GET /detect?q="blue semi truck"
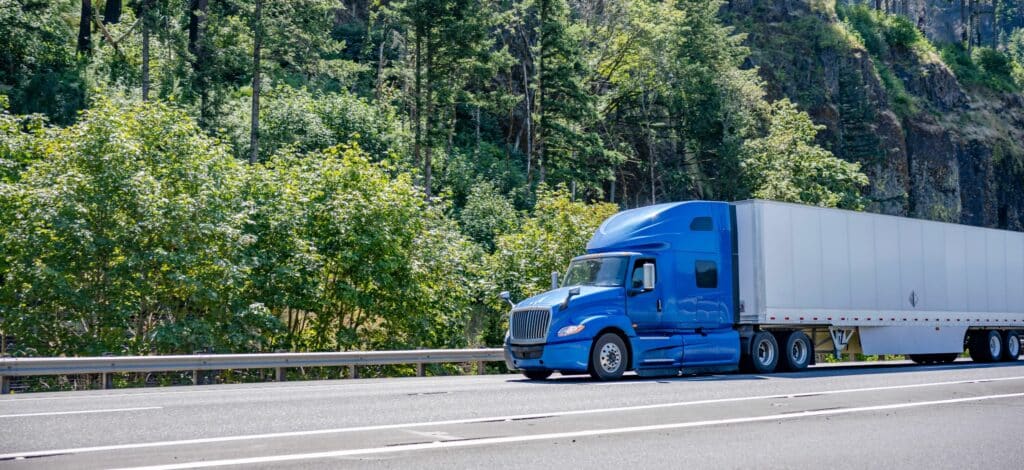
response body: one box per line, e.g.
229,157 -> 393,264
502,200 -> 1024,380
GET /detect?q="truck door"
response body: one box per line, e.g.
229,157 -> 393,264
626,257 -> 663,330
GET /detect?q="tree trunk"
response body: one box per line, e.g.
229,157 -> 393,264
992,0 -> 999,48
249,0 -> 263,164
103,0 -> 121,24
77,0 -> 92,55
424,34 -> 434,199
413,32 -> 422,174
522,60 -> 533,186
141,1 -> 150,101
189,0 -> 210,125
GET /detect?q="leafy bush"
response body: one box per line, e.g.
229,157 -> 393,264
740,99 -> 868,209
0,98 -> 260,356
941,45 -> 1019,92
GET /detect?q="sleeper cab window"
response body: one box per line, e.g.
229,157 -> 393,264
690,216 -> 714,231
695,260 -> 717,289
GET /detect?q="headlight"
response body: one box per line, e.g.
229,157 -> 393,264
557,324 -> 586,337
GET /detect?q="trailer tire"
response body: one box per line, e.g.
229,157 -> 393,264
1002,331 -> 1021,362
777,331 -> 811,372
969,330 -> 1002,363
589,333 -> 628,381
523,370 -> 552,380
748,331 -> 779,374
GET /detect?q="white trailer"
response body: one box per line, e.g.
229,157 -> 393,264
734,200 -> 1024,363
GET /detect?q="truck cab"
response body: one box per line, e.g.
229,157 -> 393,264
504,201 -> 741,380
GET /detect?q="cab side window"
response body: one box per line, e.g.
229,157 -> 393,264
695,260 -> 717,288
690,216 -> 714,231
631,259 -> 656,289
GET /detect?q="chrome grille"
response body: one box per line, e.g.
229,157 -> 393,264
509,308 -> 552,344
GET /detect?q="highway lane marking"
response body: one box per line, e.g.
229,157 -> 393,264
1,361 -> 1013,403
0,362 -> 1015,403
112,392 -> 1024,469
2,374 -> 1022,460
0,407 -> 162,419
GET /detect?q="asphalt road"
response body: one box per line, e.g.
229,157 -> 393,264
1,360 -> 1022,469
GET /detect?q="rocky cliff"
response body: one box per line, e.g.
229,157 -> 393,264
727,0 -> 1024,229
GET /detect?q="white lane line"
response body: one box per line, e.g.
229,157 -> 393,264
0,407 -> 162,419
114,392 -> 1024,470
2,374 -> 1022,460
1,362 -> 1015,402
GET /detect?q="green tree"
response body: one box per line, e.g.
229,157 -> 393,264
0,0 -> 87,123
0,98 -> 272,356
740,99 -> 869,209
487,186 -> 617,302
459,181 -> 518,251
243,144 -> 483,351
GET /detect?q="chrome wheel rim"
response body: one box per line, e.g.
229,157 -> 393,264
1009,335 -> 1020,357
989,335 -> 1002,358
757,338 -> 775,366
600,342 -> 622,373
790,338 -> 808,365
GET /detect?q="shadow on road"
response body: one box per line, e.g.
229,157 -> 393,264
509,360 -> 1024,385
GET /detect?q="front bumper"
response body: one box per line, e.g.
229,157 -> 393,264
504,338 -> 591,373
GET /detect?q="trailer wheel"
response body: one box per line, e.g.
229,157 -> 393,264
523,370 -> 553,380
777,331 -> 811,372
589,333 -> 628,381
1003,331 -> 1021,362
969,330 -> 1002,363
748,331 -> 779,374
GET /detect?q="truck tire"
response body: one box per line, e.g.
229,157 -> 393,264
1003,331 -> 1021,362
523,370 -> 553,380
968,330 -> 1002,363
748,331 -> 779,374
777,331 -> 811,372
590,333 -> 628,381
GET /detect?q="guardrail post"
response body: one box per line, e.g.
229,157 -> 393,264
348,365 -> 358,379
275,367 -> 285,382
192,370 -> 200,385
416,363 -> 425,377
101,372 -> 113,390
476,361 -> 485,375
1,375 -> 9,395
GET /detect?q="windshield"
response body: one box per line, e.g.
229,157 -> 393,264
562,256 -> 628,288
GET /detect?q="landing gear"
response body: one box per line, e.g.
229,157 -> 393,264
590,333 -> 628,381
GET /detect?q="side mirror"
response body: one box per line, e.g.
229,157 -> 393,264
499,291 -> 515,308
551,271 -> 560,290
561,287 -> 581,310
643,263 -> 656,291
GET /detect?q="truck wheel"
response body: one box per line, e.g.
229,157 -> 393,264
590,333 -> 628,381
749,331 -> 779,374
777,331 -> 811,371
969,330 -> 1002,363
523,370 -> 553,380
1003,331 -> 1021,362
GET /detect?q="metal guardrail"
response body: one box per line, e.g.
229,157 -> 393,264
0,349 -> 506,394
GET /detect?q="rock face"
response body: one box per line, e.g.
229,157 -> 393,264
728,0 -> 1024,230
